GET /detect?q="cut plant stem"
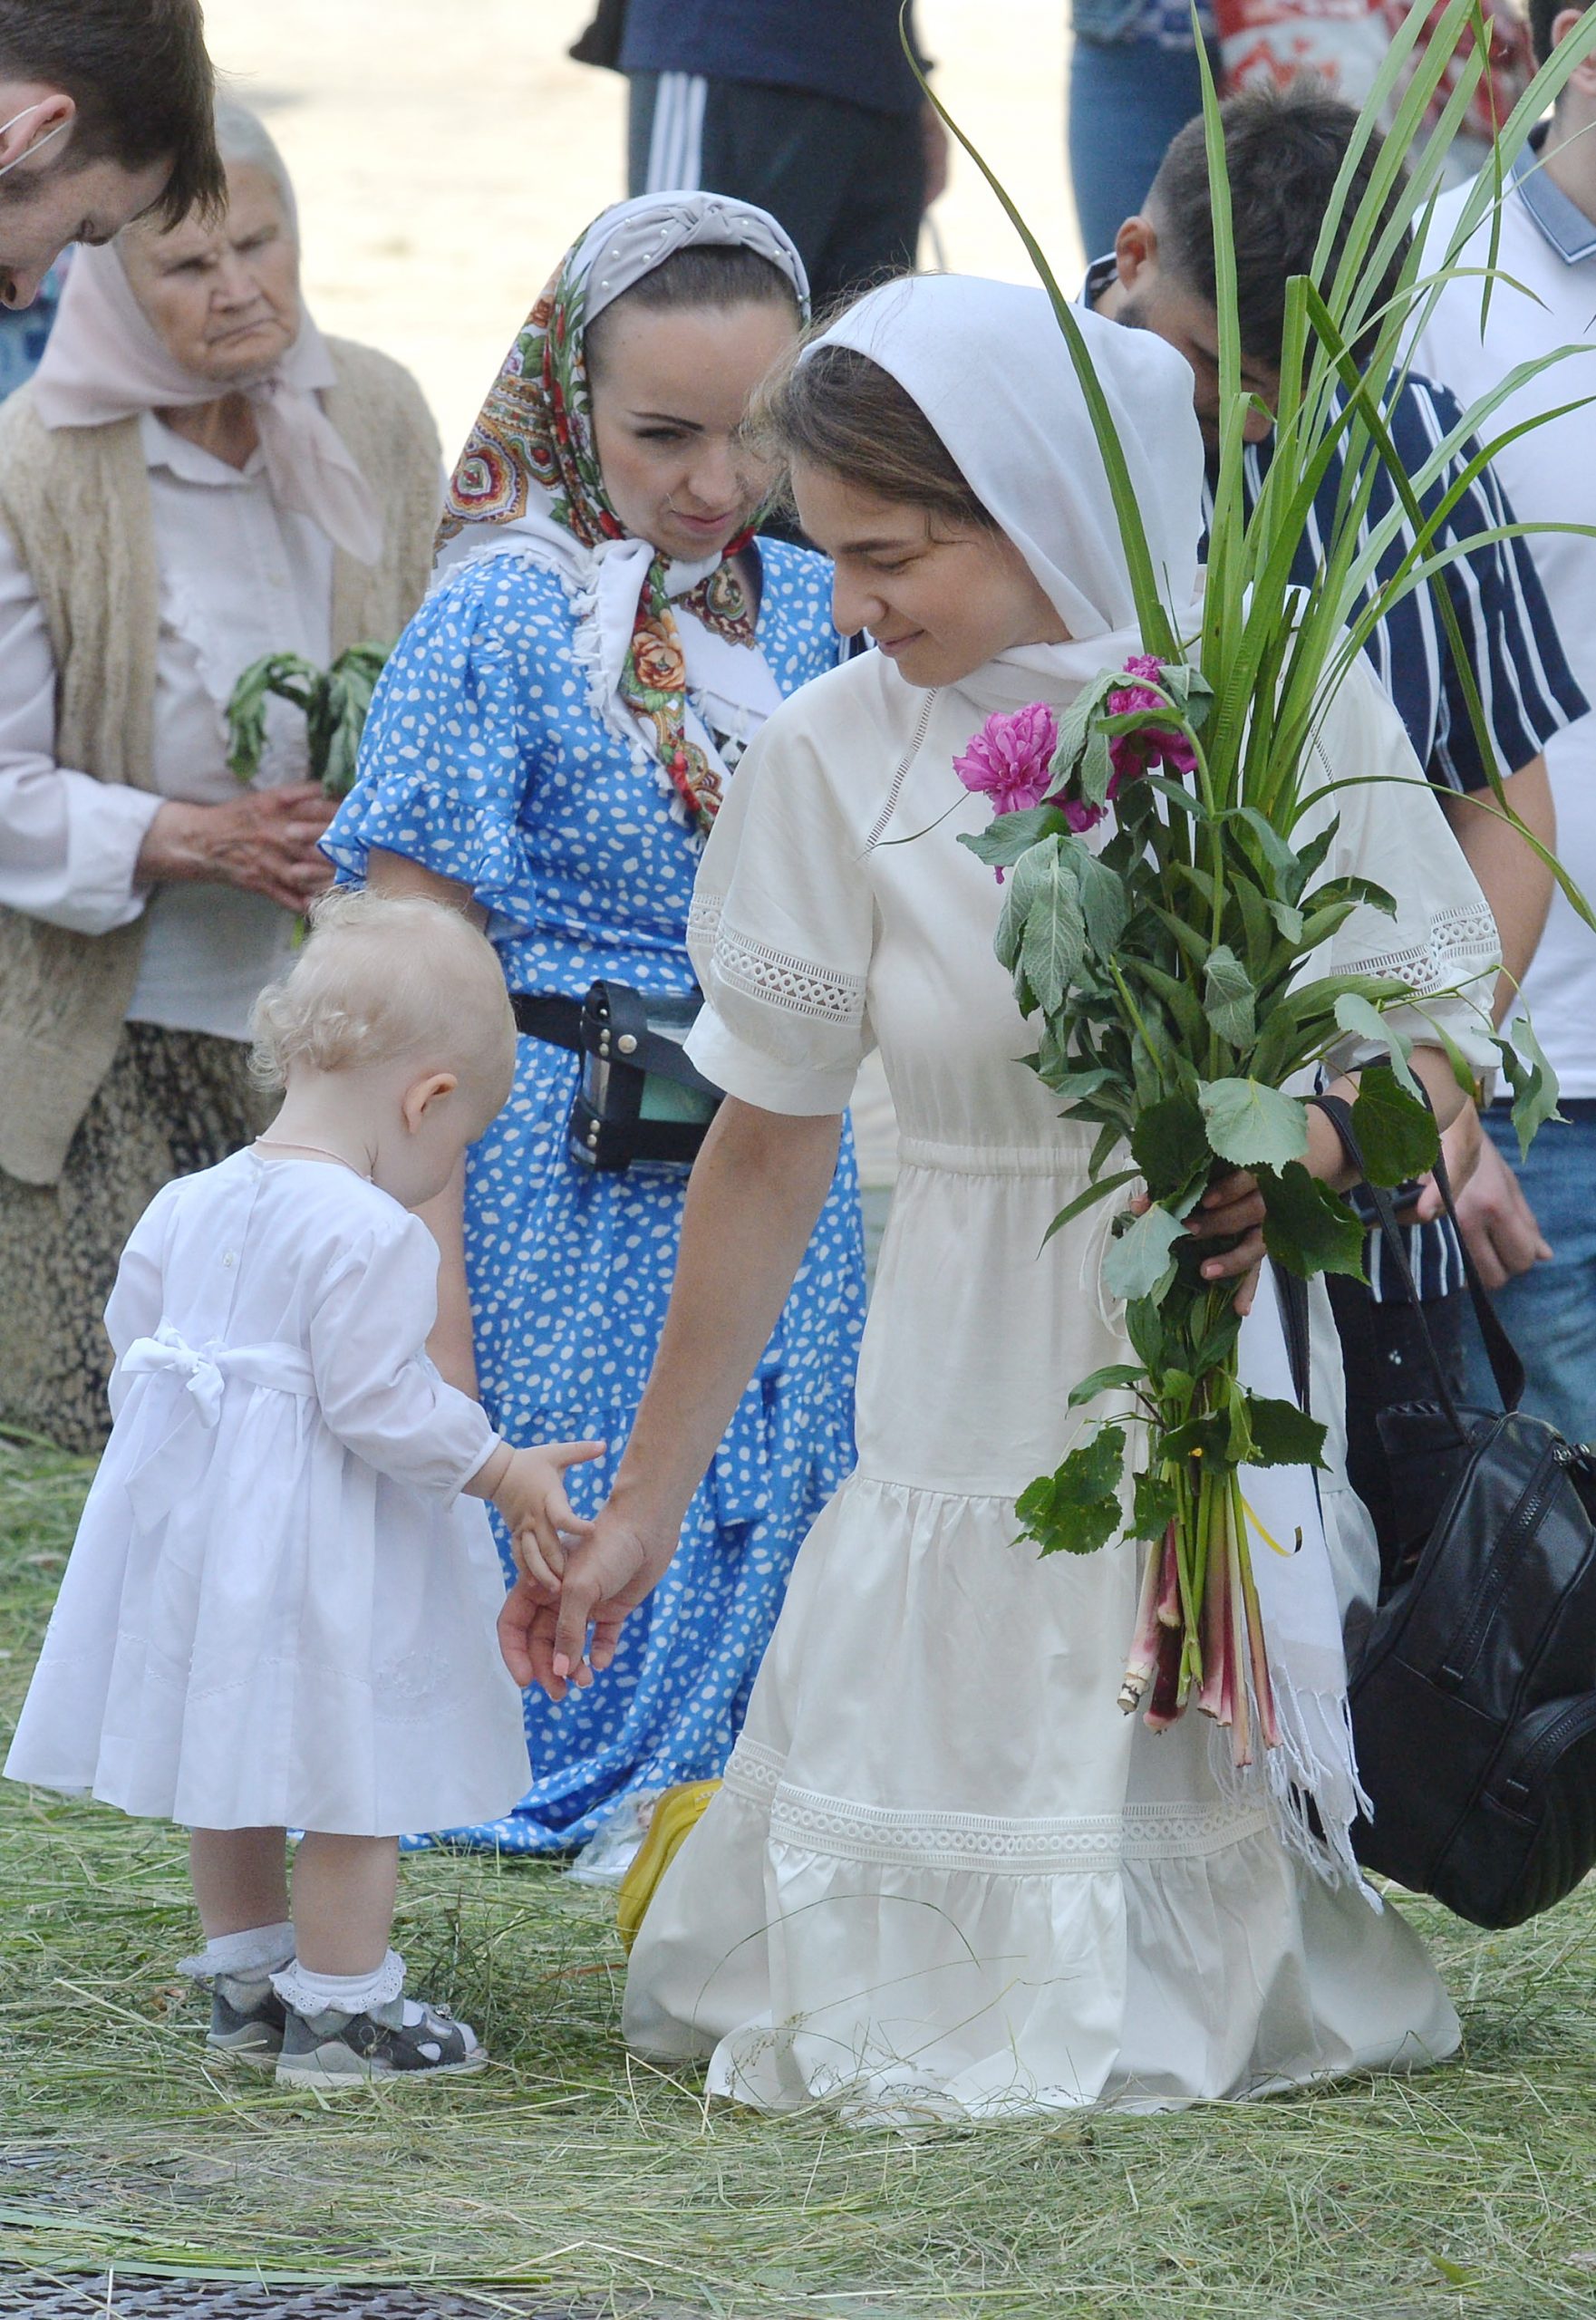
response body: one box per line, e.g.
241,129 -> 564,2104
1117,1523 -> 1167,1714
1233,1478 -> 1282,1753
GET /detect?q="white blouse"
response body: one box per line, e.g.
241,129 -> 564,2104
0,411 -> 334,1041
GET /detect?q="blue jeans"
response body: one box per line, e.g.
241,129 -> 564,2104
1067,36 -> 1210,263
1463,1104 -> 1596,1447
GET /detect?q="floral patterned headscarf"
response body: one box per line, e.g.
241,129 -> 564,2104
437,195 -> 808,835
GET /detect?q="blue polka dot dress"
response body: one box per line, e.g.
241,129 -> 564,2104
324,537 -> 865,1853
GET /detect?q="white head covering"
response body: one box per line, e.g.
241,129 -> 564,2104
808,274 -> 1207,699
33,216 -> 383,566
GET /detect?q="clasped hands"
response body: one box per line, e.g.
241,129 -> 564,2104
472,1436 -> 663,1703
495,1497 -> 666,1704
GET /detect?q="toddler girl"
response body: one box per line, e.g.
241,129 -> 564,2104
5,891 -> 601,2087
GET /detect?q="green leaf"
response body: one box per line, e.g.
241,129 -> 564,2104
1332,991 -> 1421,1097
1076,848 -> 1129,956
1230,807 -> 1303,894
1127,956 -> 1209,1052
1040,1169 -> 1139,1248
1125,1292 -> 1172,1375
1067,1362 -> 1146,1411
1198,1078 -> 1310,1169
1016,1426 -> 1127,1558
992,836 -> 1054,974
959,805 -> 1070,872
1350,1069 -> 1440,1186
1261,1160 -> 1368,1281
1501,1013 -> 1562,1157
1203,944 -> 1257,1048
1047,682 -> 1106,784
1305,873 -> 1398,920
1103,1203 -> 1185,1303
1161,1413 -> 1231,1464
1129,1091 -> 1211,1204
1266,899 -> 1305,945
1020,854 -> 1088,1015
1243,1394 -> 1330,1471
1131,1470 -> 1179,1542
1077,724 -> 1116,812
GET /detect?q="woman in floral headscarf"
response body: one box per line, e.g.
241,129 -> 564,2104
324,194 -> 864,1861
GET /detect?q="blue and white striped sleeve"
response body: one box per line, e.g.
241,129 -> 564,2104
1417,381 -> 1589,794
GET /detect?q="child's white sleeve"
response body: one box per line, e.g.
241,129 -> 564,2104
306,1215 -> 501,1499
102,1186 -> 179,1423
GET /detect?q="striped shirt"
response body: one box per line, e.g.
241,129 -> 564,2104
1246,373 -> 1584,1300
1085,256 -> 1587,1299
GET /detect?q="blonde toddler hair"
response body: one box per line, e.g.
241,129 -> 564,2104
250,888 -> 516,1107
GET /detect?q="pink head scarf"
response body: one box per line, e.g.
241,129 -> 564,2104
32,237 -> 383,566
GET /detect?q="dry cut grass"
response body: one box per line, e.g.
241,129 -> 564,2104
3,1437 -> 1596,2320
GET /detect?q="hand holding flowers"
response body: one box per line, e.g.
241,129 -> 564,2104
954,674 -> 1533,1767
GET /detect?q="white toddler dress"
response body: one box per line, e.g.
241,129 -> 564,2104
5,1149 -> 531,1837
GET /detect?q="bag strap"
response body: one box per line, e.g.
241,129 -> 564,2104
1308,1091 -> 1524,1417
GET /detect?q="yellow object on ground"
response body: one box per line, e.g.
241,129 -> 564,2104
616,1780 -> 721,1955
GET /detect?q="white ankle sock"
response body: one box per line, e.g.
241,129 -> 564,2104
178,1920 -> 295,1984
272,1948 -> 405,2018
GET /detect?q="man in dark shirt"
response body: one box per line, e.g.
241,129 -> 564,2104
1088,82 -> 1585,1568
618,0 -> 943,316
0,0 -> 222,311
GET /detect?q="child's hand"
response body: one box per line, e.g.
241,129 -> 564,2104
489,1439 -> 605,1599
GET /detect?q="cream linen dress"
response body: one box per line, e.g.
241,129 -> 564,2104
5,1149 -> 530,1838
622,641 -> 1501,2120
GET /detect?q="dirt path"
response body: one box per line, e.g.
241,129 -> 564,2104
199,0 -> 1080,455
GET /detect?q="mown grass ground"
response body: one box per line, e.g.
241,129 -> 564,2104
3,1437 -> 1596,2320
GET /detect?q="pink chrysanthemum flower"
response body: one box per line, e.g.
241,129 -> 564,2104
1106,653 -> 1197,790
953,702 -> 1059,817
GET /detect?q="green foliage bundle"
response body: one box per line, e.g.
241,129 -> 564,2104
928,0 -> 1596,1760
225,643 -> 390,800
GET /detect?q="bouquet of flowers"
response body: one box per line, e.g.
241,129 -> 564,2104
927,0 -> 1595,1764
226,643 -> 391,801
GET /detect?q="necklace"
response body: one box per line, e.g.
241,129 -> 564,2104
254,1136 -> 371,1178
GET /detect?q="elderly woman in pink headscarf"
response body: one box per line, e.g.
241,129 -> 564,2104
0,99 -> 442,1453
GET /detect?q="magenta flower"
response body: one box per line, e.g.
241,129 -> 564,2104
1105,652 -> 1197,791
953,702 -> 1059,817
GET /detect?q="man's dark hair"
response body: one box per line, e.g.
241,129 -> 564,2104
1528,0 -> 1562,70
1146,79 -> 1411,371
0,0 -> 224,227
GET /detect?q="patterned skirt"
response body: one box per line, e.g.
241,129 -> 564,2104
0,1022 -> 274,1455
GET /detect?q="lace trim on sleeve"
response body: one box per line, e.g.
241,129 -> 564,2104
1341,900 -> 1500,995
690,893 -> 866,1025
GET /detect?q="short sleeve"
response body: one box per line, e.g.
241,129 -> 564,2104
1303,655 -> 1501,1076
685,685 -> 875,1116
1426,420 -> 1587,792
323,555 -> 561,933
308,1211 -> 499,1497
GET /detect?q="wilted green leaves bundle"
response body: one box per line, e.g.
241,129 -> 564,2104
226,643 -> 391,801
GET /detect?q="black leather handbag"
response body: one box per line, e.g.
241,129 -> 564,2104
513,984 -> 721,1174
1305,1093 -> 1596,1929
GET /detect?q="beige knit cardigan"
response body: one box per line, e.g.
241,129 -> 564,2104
0,337 -> 442,1186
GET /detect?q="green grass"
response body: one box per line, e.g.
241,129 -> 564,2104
4,1438 -> 1596,2319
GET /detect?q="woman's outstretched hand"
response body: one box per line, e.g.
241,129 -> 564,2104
497,1508 -> 675,1700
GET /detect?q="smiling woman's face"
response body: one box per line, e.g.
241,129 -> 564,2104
790,459 -> 1068,689
588,298 -> 798,564
120,160 -> 300,387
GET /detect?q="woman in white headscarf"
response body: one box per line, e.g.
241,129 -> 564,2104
512,275 -> 1504,2120
323,194 -> 865,1862
0,98 -> 441,1454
